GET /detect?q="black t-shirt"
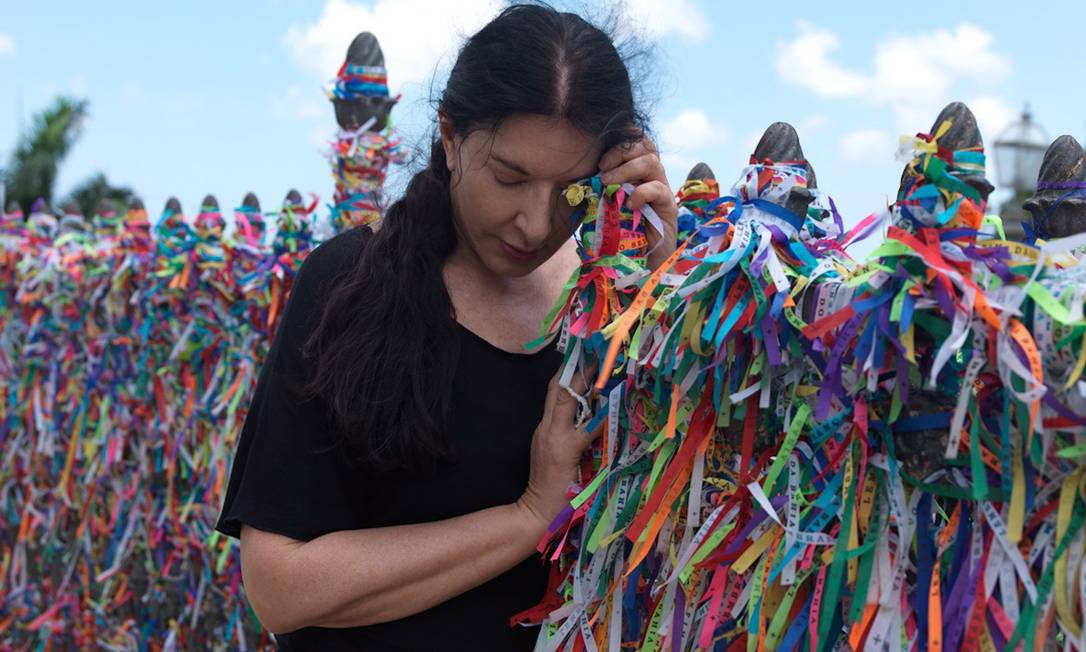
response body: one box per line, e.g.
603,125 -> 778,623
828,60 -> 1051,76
216,227 -> 559,650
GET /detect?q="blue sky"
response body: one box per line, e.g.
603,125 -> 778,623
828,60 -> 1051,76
2,0 -> 1085,251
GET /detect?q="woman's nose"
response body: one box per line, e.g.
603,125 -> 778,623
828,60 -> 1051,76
515,186 -> 560,246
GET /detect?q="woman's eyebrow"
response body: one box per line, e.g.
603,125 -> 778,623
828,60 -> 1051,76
492,152 -> 594,183
490,154 -> 530,176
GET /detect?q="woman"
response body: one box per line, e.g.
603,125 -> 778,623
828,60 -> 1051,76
216,5 -> 677,649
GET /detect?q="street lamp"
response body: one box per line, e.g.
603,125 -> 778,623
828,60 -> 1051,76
994,105 -> 1049,192
993,104 -> 1049,240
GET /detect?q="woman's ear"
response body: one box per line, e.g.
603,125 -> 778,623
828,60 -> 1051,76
438,112 -> 458,174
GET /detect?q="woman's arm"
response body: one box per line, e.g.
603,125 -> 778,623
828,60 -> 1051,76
241,373 -> 590,634
240,499 -> 547,633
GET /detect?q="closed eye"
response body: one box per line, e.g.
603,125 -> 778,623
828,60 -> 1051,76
493,171 -> 526,187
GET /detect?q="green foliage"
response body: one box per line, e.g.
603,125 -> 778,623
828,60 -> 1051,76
3,96 -> 134,218
65,171 -> 134,218
4,97 -> 88,212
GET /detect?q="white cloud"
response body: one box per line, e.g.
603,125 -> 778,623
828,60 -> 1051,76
659,108 -> 727,178
775,22 -> 1012,131
655,109 -> 725,176
776,21 -> 869,98
284,0 -> 708,91
840,128 -> 893,162
0,33 -> 14,56
283,0 -> 501,89
624,0 -> 709,41
661,109 -> 727,151
893,104 -> 940,136
969,95 -> 1015,143
868,26 -> 1010,111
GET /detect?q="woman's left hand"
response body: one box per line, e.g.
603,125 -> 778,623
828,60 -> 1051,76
598,136 -> 677,271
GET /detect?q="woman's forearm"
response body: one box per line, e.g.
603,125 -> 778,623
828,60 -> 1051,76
241,500 -> 549,633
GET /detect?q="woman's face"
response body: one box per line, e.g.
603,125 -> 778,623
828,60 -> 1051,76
440,113 -> 603,278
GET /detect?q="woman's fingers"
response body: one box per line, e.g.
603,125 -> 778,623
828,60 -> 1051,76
598,136 -> 662,187
598,136 -> 655,172
596,137 -> 675,235
596,135 -> 679,271
627,179 -> 673,212
540,370 -> 562,428
598,153 -> 664,187
551,381 -> 583,428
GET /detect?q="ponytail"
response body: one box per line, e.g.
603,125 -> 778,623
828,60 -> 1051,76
305,138 -> 459,469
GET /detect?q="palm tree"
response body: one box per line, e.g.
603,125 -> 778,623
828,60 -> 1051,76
65,172 -> 134,218
3,96 -> 88,213
3,96 -> 135,218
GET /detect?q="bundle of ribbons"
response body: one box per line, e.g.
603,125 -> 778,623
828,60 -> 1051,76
326,62 -> 407,234
517,121 -> 1086,652
0,197 -> 318,650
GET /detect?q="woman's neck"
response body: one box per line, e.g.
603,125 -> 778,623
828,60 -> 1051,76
443,238 -> 579,353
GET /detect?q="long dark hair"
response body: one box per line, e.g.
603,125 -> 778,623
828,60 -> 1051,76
305,3 -> 647,469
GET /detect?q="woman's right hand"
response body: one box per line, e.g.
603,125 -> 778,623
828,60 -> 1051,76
516,371 -> 596,530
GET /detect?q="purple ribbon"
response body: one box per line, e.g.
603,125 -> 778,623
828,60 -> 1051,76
763,314 -> 782,366
815,314 -> 861,419
1043,390 -> 1086,426
828,197 -> 845,238
720,494 -> 789,557
930,281 -> 958,324
671,589 -> 685,652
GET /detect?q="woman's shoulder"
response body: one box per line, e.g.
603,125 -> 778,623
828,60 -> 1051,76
298,225 -> 373,284
282,226 -> 373,330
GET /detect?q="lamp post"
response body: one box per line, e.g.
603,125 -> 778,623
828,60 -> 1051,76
993,105 -> 1049,240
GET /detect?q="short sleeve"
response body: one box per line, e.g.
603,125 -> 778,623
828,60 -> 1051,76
216,227 -> 371,542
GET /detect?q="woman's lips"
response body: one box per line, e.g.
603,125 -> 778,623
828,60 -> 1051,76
500,240 -> 539,262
